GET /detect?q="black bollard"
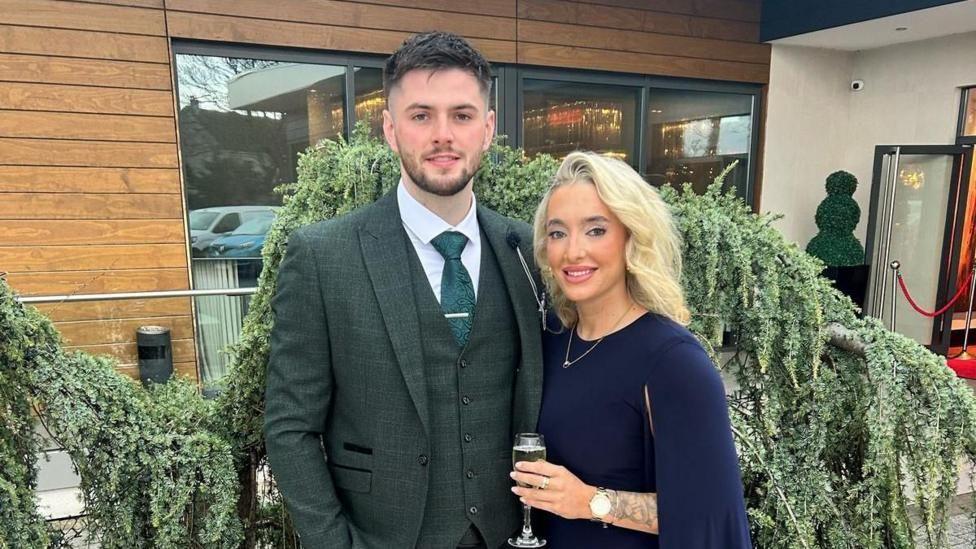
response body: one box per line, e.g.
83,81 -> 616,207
137,326 -> 173,387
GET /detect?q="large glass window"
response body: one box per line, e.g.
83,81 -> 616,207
644,89 -> 754,195
522,79 -> 640,166
176,54 -> 347,225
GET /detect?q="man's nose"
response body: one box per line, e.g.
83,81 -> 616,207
431,115 -> 454,144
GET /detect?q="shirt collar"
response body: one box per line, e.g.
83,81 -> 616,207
397,180 -> 479,244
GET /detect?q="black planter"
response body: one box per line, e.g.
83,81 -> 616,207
822,264 -> 870,311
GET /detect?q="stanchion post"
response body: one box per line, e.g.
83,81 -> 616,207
956,263 -> 976,359
889,260 -> 900,332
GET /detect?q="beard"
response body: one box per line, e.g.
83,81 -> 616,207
400,150 -> 480,197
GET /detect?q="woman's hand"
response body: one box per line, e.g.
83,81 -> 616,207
510,460 -> 596,521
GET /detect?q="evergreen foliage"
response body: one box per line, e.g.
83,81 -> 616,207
806,170 -> 866,266
1,123 -> 974,548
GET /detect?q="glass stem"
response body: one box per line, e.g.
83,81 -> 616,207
522,504 -> 533,536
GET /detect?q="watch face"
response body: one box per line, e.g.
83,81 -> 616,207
590,493 -> 612,516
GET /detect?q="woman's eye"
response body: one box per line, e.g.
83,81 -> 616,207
587,227 -> 607,237
547,230 -> 566,240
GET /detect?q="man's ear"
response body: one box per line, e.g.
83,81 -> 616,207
482,109 -> 496,152
382,109 -> 398,153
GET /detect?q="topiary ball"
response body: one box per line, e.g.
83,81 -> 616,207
814,194 -> 861,234
825,170 -> 857,195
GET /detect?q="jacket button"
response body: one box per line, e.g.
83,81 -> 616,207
466,469 -> 475,479
459,359 -> 468,368
469,506 -> 478,515
461,396 -> 471,405
463,433 -> 473,443
418,454 -> 429,466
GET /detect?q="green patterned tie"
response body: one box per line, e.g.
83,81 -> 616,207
431,231 -> 475,347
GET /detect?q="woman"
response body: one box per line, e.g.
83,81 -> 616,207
511,151 -> 752,548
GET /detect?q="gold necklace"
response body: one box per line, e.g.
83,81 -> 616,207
563,304 -> 635,368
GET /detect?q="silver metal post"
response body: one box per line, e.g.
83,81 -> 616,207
876,148 -> 901,320
957,263 -> 976,359
889,261 -> 900,331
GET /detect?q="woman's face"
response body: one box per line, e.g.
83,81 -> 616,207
544,182 -> 629,310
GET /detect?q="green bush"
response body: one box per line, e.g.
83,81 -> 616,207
806,170 -> 866,266
1,123 -> 974,548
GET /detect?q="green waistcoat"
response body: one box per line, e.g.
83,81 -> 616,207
409,228 -> 520,548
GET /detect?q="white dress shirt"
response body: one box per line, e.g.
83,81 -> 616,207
397,182 -> 481,303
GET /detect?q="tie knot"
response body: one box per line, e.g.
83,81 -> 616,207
431,231 -> 468,260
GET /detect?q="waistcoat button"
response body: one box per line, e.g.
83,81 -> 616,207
418,454 -> 429,466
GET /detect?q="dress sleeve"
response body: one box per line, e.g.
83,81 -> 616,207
645,340 -> 752,549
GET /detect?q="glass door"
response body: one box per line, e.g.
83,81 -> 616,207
865,145 -> 973,353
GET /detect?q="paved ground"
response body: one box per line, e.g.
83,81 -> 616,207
913,494 -> 975,548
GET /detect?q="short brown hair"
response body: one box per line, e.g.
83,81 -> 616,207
383,31 -> 492,101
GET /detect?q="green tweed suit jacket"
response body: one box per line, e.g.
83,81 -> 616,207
264,190 -> 544,548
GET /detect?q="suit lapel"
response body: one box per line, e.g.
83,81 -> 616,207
477,206 -> 544,433
360,192 -> 431,435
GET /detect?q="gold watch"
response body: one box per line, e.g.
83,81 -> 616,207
589,487 -> 614,525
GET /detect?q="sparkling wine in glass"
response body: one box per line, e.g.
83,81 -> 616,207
509,433 -> 547,548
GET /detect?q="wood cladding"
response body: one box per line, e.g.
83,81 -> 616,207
1,0 -> 766,382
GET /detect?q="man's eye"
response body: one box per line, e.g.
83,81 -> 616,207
411,113 -> 429,121
456,113 -> 473,121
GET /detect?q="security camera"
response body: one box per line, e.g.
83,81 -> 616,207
850,79 -> 865,92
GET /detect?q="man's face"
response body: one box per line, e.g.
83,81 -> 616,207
383,68 -> 495,197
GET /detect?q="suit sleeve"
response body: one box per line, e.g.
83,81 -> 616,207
264,229 -> 352,548
647,340 -> 752,549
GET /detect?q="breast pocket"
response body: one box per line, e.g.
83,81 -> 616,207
328,463 -> 372,493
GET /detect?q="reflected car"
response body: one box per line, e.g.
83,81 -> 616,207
189,206 -> 278,255
205,214 -> 276,258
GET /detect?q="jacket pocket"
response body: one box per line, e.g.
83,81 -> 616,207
328,463 -> 372,493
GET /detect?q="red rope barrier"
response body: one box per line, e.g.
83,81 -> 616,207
897,270 -> 973,318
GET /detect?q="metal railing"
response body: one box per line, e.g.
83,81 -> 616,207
16,287 -> 258,304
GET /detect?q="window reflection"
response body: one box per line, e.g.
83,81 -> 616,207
522,80 -> 639,165
645,89 -> 752,195
355,67 -> 385,137
963,88 -> 976,137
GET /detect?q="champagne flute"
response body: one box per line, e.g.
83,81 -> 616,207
508,433 -> 547,548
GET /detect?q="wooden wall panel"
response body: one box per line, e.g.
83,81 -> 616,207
0,82 -> 173,115
518,0 -> 759,42
5,268 -> 189,296
35,297 -> 192,322
0,111 -> 175,142
167,0 -> 516,41
0,54 -> 172,89
0,0 -> 165,35
0,138 -> 178,168
0,167 -> 181,194
0,26 -> 169,62
519,42 -> 769,83
0,244 -> 186,272
166,12 -> 518,63
2,219 -> 184,246
353,0 -> 516,17
57,316 -> 194,345
0,193 -> 182,219
518,20 -> 769,64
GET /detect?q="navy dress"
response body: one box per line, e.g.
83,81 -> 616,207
536,313 -> 752,548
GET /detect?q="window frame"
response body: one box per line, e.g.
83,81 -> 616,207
171,41 -> 764,207
957,86 -> 976,145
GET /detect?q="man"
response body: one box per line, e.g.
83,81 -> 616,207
264,32 -> 543,549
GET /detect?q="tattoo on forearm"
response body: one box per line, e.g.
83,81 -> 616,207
611,490 -> 659,532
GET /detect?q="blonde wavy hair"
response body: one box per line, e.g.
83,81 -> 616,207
533,151 -> 690,327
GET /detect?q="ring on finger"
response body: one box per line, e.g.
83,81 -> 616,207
539,476 -> 550,490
